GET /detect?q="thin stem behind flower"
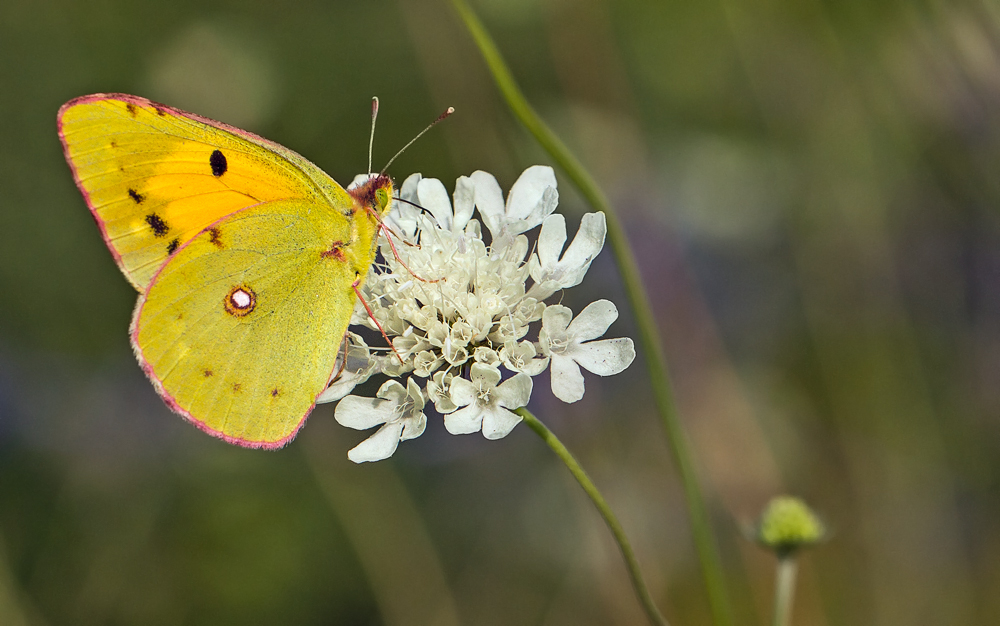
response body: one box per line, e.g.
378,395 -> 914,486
451,2 -> 732,625
772,557 -> 798,626
517,407 -> 669,626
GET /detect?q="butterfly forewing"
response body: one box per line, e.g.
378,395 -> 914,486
58,94 -> 354,290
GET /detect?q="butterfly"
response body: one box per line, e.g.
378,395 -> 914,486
58,93 -> 395,449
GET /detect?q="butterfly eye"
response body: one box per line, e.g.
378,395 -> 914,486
375,187 -> 391,213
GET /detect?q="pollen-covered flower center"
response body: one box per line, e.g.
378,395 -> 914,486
476,382 -> 493,405
395,399 -> 413,418
548,334 -> 570,354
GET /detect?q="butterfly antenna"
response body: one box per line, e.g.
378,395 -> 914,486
368,97 -> 379,176
380,106 -> 455,174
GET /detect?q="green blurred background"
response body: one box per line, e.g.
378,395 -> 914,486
2,0 -> 999,624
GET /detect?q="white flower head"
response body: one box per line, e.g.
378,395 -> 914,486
328,167 -> 635,462
539,300 -> 636,403
335,377 -> 427,463
445,364 -> 532,439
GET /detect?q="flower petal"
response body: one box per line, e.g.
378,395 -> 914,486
417,177 -> 454,230
405,377 -> 426,413
471,170 -> 505,237
317,333 -> 375,404
335,395 -> 397,430
566,299 -> 618,342
444,403 -> 485,435
449,376 -> 477,407
348,422 -> 405,463
376,379 -> 408,404
570,338 -> 636,376
349,173 -> 373,189
482,406 -> 523,440
525,279 -> 561,302
536,214 -> 567,269
520,356 -> 551,376
452,176 -> 475,231
527,187 -> 559,231
317,370 -> 365,403
398,172 -> 422,202
434,396 -> 458,414
541,304 -> 573,336
495,372 -> 533,409
400,413 -> 427,441
390,173 -> 422,239
506,165 -> 556,221
469,362 -> 502,387
556,212 -> 606,287
550,353 -> 586,403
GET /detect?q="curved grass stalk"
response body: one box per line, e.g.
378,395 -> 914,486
450,2 -> 733,625
517,408 -> 669,626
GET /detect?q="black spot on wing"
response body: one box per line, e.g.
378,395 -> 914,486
210,150 -> 227,177
128,188 -> 145,204
167,238 -> 180,255
146,213 -> 169,237
125,103 -> 137,117
208,228 -> 224,248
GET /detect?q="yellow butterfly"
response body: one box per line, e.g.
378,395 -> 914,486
58,93 -> 394,448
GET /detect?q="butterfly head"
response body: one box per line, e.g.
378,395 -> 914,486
349,173 -> 395,217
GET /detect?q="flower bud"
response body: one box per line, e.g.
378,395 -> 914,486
754,496 -> 825,557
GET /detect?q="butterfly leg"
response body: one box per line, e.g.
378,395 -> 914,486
366,207 -> 439,284
328,332 -> 350,384
352,274 -> 405,365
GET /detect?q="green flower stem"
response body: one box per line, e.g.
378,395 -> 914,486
517,407 -> 669,626
771,557 -> 798,626
452,2 -> 732,625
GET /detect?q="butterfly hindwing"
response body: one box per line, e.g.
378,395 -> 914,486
57,93 -> 355,290
131,198 -> 368,448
